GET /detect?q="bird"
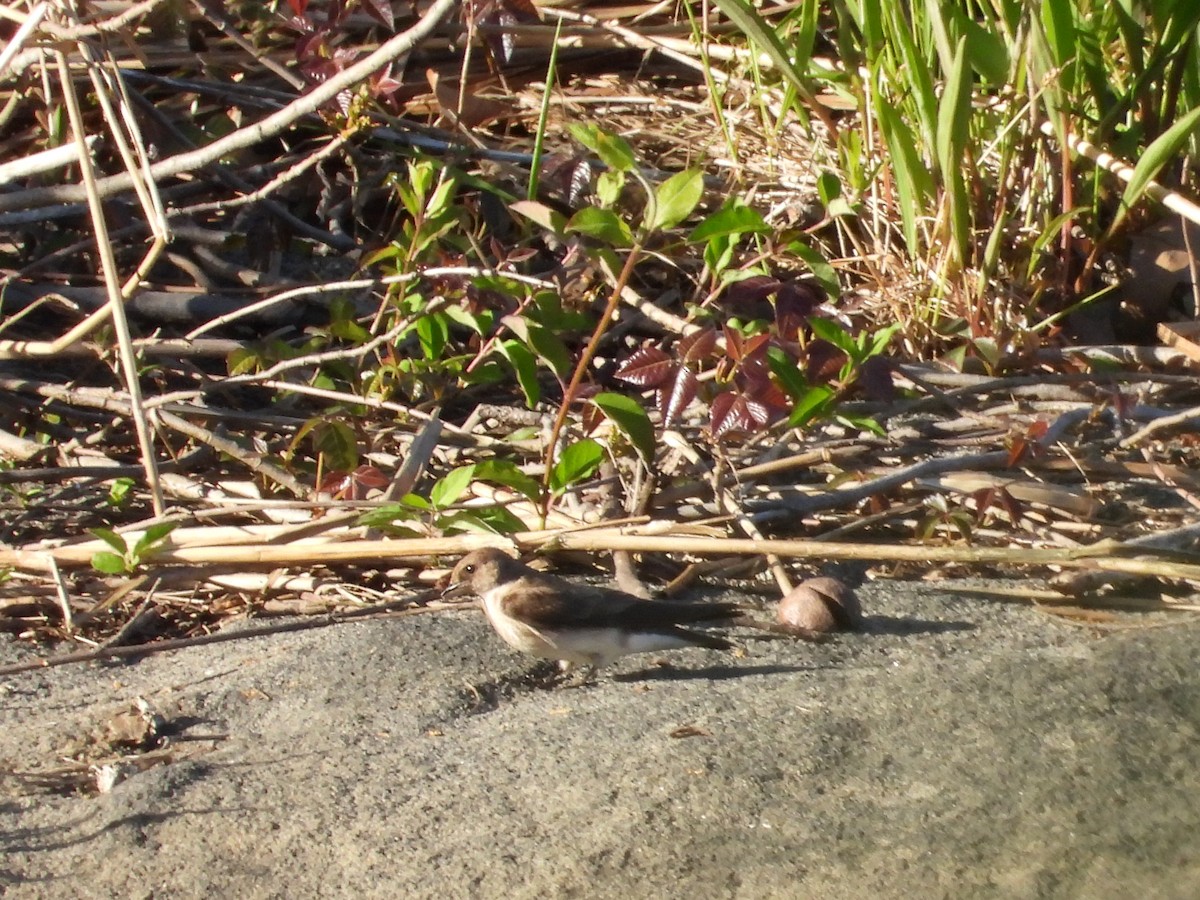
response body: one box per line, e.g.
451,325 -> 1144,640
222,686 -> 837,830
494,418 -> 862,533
442,548 -> 741,681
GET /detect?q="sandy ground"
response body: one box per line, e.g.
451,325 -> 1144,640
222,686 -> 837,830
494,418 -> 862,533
2,578 -> 1199,899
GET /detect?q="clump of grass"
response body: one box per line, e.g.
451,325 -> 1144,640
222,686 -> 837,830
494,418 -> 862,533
712,0 -> 1200,358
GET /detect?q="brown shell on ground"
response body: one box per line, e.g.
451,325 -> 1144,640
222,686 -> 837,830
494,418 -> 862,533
776,577 -> 862,634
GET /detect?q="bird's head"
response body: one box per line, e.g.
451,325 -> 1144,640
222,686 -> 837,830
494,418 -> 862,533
442,548 -> 523,598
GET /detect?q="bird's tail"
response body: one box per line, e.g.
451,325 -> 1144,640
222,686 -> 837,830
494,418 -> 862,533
674,628 -> 734,651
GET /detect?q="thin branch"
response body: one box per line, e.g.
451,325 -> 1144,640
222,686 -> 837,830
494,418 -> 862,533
0,0 -> 462,213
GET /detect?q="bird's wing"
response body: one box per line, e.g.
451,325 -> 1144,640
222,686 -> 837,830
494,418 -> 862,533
501,574 -> 739,630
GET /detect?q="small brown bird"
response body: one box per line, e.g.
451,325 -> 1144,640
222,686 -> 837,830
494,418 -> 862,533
443,548 -> 740,679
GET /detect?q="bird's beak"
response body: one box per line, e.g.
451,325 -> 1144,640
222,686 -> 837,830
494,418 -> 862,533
441,578 -> 466,599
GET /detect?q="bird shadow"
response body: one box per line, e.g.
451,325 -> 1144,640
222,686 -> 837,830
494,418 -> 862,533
613,661 -> 817,683
857,614 -> 975,637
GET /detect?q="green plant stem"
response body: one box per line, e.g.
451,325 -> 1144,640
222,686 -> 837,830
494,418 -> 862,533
540,240 -> 645,515
527,19 -> 563,202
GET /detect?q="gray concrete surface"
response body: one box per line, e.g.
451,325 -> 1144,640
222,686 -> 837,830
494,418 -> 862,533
3,579 -> 1198,899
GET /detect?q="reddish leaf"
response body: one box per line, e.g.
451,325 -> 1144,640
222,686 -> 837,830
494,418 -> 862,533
859,356 -> 895,400
776,281 -> 823,338
722,326 -> 770,363
658,366 -> 699,426
744,397 -> 773,429
710,392 -> 761,440
677,327 -> 718,364
581,402 -> 605,435
723,275 -> 782,305
318,471 -> 352,496
351,464 -> 389,491
1006,436 -> 1030,467
805,339 -> 847,383
742,332 -> 771,361
361,0 -> 395,30
615,346 -> 676,388
741,368 -> 790,414
709,392 -> 739,440
996,488 -> 1024,525
287,0 -> 309,16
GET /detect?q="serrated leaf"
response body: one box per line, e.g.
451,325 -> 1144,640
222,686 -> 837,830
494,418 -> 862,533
647,168 -> 704,231
689,203 -> 769,243
550,438 -> 605,494
90,527 -> 127,554
430,464 -> 477,509
566,207 -> 633,245
710,392 -> 751,440
592,392 -> 656,461
615,347 -> 676,388
360,0 -> 394,30
659,366 -> 699,426
677,328 -> 718,363
509,200 -> 567,236
91,551 -> 128,575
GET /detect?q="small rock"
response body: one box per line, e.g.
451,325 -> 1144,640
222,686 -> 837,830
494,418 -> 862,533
777,577 -> 862,634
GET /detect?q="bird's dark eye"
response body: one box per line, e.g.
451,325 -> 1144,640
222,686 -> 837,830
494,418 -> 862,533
465,564 -> 475,573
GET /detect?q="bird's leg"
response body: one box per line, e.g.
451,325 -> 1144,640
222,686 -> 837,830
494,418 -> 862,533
556,660 -> 599,688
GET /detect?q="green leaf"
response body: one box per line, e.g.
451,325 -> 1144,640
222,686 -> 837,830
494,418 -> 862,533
314,421 -> 358,473
595,170 -> 625,206
808,317 -> 858,355
767,346 -> 808,399
92,551 -> 129,575
133,522 -> 178,557
473,458 -> 543,503
509,200 -> 567,236
816,171 -> 842,207
496,339 -> 541,407
1108,103 -> 1200,236
501,316 -> 572,379
592,392 -> 656,461
787,384 -> 837,428
789,242 -> 840,298
227,347 -> 261,376
416,312 -> 449,360
647,169 -> 704,231
566,207 -> 633,245
438,506 -> 528,535
836,413 -> 886,437
709,0 -> 821,121
357,504 -> 423,527
876,97 -> 935,255
550,438 -> 605,494
688,202 -> 770,242
430,464 -> 477,510
935,36 -> 973,264
90,527 -> 127,554
443,304 -> 493,336
568,123 -> 637,172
